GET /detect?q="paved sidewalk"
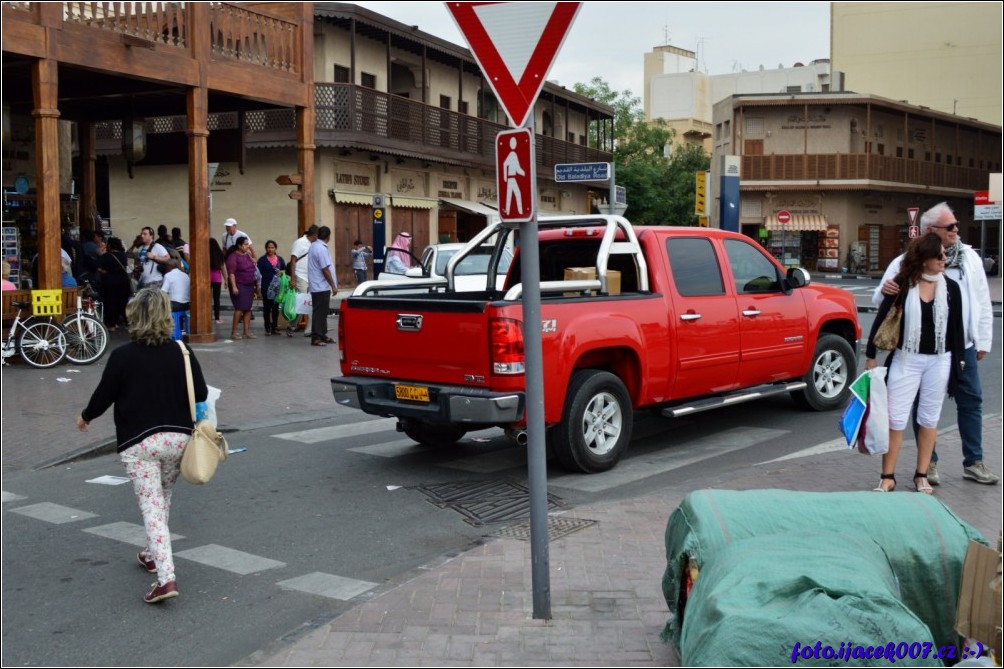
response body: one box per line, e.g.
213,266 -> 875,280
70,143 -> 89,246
2,278 -> 1001,666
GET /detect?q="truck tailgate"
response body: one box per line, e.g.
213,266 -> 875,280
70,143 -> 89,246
341,295 -> 493,385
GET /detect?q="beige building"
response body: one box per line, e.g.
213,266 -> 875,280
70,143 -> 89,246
97,3 -> 613,287
644,44 -> 834,152
831,2 -> 1003,126
711,93 -> 1001,273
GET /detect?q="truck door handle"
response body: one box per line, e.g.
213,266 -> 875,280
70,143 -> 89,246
742,309 -> 761,317
680,313 -> 702,321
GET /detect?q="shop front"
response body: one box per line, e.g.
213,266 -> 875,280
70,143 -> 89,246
763,213 -> 838,272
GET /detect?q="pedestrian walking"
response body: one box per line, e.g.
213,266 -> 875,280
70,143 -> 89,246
209,238 -> 226,324
76,288 -> 208,604
865,233 -> 965,493
872,202 -> 998,485
307,225 -> 337,347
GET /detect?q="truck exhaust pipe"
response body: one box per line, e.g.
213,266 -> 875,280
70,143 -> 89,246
505,428 -> 528,447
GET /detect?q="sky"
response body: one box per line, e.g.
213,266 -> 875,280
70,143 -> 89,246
352,1 -> 832,100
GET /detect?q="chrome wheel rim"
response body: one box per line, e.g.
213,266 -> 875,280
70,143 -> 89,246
581,391 -> 623,456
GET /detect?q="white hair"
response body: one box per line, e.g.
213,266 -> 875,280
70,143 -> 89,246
920,202 -> 953,232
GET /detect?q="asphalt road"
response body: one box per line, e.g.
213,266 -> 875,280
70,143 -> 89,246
3,277 -> 1001,666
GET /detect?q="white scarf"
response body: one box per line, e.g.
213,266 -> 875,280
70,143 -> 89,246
901,274 -> 947,354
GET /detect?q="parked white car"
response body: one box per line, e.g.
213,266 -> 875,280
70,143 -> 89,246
378,243 -> 513,291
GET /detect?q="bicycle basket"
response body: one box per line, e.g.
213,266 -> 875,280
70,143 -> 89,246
31,289 -> 63,317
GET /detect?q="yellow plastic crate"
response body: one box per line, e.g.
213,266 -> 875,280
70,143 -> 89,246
31,289 -> 63,317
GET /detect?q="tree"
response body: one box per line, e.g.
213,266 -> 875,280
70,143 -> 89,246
572,77 -> 710,226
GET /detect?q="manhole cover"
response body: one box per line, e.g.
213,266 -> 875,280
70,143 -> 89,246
412,479 -> 563,526
491,516 -> 597,541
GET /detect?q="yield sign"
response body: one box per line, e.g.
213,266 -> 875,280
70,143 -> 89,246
907,207 -> 920,225
447,2 -> 581,128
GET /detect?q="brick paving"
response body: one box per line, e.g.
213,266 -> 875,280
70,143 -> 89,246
3,278 -> 1001,666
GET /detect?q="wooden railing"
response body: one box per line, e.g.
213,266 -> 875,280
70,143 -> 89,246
742,153 -> 989,191
4,2 -> 300,74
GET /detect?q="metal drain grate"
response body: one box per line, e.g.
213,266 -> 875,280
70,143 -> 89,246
412,480 -> 563,526
490,516 -> 598,541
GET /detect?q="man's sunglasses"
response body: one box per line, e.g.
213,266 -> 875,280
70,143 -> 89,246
932,222 -> 959,231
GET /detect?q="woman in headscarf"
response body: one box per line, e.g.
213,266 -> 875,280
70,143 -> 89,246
384,231 -> 412,274
864,232 -> 964,494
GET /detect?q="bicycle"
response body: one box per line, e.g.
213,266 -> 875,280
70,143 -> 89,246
1,300 -> 67,369
61,283 -> 109,365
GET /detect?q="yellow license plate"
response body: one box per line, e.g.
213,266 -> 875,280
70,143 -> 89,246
394,384 -> 430,402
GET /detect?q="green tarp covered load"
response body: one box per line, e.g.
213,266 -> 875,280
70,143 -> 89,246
678,532 -> 941,666
661,490 -> 986,659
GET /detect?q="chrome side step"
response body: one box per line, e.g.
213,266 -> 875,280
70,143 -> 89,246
661,381 -> 808,418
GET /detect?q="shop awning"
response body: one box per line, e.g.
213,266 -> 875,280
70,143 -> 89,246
331,191 -> 373,206
391,196 -> 438,209
439,198 -> 499,218
764,214 -> 829,231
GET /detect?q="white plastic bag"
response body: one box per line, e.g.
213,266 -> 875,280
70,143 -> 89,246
862,367 -> 889,455
295,293 -> 313,315
195,385 -> 222,428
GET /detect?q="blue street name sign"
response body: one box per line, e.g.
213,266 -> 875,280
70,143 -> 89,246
615,185 -> 626,205
554,162 -> 610,182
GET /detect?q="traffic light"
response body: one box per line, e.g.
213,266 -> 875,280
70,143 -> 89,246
694,171 -> 708,215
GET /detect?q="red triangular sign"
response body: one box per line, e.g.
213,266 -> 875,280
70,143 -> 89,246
447,2 -> 581,128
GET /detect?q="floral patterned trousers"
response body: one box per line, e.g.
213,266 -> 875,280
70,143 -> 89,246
120,431 -> 188,585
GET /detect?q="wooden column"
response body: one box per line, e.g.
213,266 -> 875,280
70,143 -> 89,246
78,121 -> 97,234
297,2 -> 315,235
186,1 -> 214,343
33,58 -> 61,289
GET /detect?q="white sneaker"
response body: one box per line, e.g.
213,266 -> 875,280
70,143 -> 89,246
962,461 -> 1000,485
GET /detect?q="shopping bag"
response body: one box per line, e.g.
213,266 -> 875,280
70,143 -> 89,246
862,368 -> 889,455
840,368 -> 888,455
295,292 -> 313,315
280,290 -> 297,322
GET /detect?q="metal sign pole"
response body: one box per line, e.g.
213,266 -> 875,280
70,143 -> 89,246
520,116 -> 551,620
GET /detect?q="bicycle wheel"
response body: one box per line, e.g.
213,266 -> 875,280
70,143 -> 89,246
18,321 -> 67,369
62,313 -> 109,365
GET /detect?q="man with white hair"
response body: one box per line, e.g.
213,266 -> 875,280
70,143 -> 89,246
873,201 -> 996,485
222,218 -> 254,257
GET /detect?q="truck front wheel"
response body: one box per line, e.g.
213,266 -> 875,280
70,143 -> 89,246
402,421 -> 467,447
792,333 -> 856,411
552,369 -> 633,474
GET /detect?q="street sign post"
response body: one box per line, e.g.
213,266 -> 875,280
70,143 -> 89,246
776,210 -> 792,225
448,1 -> 582,622
496,128 -> 535,225
447,2 -> 581,128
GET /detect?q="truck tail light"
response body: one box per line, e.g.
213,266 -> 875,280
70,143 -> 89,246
489,317 -> 525,375
337,310 -> 345,362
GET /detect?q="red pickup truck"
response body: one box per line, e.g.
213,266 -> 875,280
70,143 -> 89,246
332,216 -> 860,473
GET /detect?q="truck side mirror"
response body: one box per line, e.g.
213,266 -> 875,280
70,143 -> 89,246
786,267 -> 811,289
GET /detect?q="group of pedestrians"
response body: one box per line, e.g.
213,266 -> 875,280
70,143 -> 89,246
864,201 -> 997,492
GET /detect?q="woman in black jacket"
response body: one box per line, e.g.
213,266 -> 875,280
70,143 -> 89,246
864,233 -> 964,494
76,288 -> 208,603
95,236 -> 131,330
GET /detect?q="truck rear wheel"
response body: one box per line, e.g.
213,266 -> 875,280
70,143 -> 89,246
792,333 -> 856,411
402,421 -> 467,447
552,369 -> 633,473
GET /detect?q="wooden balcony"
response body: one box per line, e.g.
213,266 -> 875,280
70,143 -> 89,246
1,1 -> 310,111
741,153 -> 989,192
246,83 -> 613,171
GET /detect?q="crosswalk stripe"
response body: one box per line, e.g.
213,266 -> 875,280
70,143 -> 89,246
272,417 -> 398,443
348,439 -> 419,458
83,521 -> 185,546
276,572 -> 378,600
8,502 -> 98,524
759,436 -> 847,464
551,426 -> 789,492
2,491 -> 28,504
174,544 -> 286,575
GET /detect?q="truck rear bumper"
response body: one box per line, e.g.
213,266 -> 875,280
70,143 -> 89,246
331,377 -> 524,424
